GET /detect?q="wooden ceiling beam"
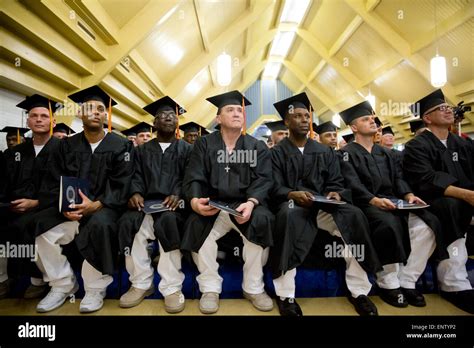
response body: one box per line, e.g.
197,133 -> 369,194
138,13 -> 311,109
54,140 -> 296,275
80,0 -> 180,88
164,0 -> 274,96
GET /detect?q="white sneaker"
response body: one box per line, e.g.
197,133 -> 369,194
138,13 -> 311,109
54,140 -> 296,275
80,290 -> 106,313
36,282 -> 79,313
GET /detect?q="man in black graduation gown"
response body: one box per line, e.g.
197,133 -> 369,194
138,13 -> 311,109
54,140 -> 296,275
1,126 -> 28,150
380,126 -> 404,166
117,96 -> 192,313
339,100 -> 444,308
0,150 -> 7,298
182,90 -> 274,314
269,93 -> 382,316
179,121 -> 209,145
1,95 -> 62,300
314,121 -> 338,149
31,85 -> 134,313
380,126 -> 395,149
373,117 -> 383,144
403,89 -> 474,313
264,120 -> 288,146
52,123 -> 75,140
123,122 -> 154,147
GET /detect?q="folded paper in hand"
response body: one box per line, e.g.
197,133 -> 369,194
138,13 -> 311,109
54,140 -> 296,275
208,200 -> 243,217
310,195 -> 347,205
143,199 -> 171,214
389,199 -> 429,210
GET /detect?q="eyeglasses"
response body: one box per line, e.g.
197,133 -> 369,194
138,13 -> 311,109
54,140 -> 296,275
427,105 -> 453,113
156,113 -> 177,120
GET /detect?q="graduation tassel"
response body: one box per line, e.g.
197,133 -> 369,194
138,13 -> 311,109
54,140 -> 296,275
309,105 -> 314,139
48,99 -> 53,136
242,96 -> 246,135
16,128 -> 20,145
175,105 -> 180,139
108,98 -> 112,133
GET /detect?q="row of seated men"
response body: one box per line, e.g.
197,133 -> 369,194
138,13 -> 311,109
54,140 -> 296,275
0,86 -> 473,317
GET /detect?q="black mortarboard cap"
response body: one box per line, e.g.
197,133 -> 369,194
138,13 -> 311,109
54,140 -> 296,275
16,94 -> 63,113
342,133 -> 354,143
273,92 -> 312,118
1,126 -> 29,137
409,119 -> 425,134
340,101 -> 375,125
265,120 -> 287,132
122,122 -> 155,136
179,121 -> 209,135
53,123 -> 75,135
143,96 -> 186,117
374,117 -> 383,128
410,89 -> 445,117
315,121 -> 338,134
381,126 -> 394,136
68,85 -> 117,106
206,90 -> 251,109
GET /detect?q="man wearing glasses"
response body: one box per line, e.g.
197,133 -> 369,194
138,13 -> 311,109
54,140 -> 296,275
403,89 -> 474,314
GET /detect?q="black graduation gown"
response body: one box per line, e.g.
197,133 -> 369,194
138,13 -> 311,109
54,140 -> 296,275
5,137 -> 61,206
181,132 -> 274,252
391,149 -> 404,169
340,142 -> 447,265
3,137 -> 61,277
269,138 -> 381,278
30,132 -> 134,275
403,131 -> 474,249
118,139 -> 192,254
0,151 -> 9,242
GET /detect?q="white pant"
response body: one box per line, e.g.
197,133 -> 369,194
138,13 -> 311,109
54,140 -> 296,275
437,238 -> 472,292
126,214 -> 184,297
273,211 -> 372,298
192,211 -> 269,294
274,212 -> 438,297
35,221 -> 112,292
376,213 -> 436,289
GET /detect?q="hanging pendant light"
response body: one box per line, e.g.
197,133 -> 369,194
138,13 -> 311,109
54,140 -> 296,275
430,54 -> 447,88
217,52 -> 231,86
430,0 -> 447,88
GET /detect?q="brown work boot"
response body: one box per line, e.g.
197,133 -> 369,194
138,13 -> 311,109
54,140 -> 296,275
164,290 -> 185,313
119,285 -> 154,308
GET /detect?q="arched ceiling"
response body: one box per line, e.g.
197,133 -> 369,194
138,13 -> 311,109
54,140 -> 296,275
1,0 -> 473,142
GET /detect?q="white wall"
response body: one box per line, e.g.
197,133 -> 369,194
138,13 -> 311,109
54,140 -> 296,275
0,88 -> 30,151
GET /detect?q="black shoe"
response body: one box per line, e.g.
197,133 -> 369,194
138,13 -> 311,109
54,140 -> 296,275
401,288 -> 426,307
378,288 -> 408,308
349,295 -> 378,316
440,289 -> 474,314
276,297 -> 303,316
